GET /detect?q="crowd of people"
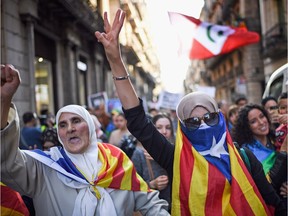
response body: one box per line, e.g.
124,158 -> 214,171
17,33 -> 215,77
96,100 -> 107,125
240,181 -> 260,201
1,8 -> 287,216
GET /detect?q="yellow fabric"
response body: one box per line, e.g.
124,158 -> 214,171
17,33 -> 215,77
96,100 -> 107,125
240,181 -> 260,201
171,122 -> 270,216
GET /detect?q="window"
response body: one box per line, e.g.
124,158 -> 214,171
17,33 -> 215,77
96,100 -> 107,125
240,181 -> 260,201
35,57 -> 54,115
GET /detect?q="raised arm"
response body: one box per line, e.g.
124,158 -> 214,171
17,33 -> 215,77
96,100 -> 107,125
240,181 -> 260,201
1,64 -> 21,129
95,9 -> 139,110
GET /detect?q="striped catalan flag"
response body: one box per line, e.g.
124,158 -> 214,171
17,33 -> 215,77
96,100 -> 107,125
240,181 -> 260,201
24,143 -> 149,193
171,123 -> 272,216
94,142 -> 150,192
1,182 -> 29,216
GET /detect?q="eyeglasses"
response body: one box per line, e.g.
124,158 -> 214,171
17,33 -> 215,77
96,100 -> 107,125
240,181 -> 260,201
183,112 -> 219,130
268,106 -> 278,111
279,106 -> 287,110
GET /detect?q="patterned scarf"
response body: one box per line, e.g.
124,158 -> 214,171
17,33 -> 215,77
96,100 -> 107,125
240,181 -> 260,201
171,121 -> 272,216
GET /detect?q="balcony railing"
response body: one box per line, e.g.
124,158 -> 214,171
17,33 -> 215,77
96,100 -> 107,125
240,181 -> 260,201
262,22 -> 287,58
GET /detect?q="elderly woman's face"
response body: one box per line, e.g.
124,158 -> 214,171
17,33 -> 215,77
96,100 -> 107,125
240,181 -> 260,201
58,113 -> 90,154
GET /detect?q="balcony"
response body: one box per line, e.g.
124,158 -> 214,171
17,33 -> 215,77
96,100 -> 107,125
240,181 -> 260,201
262,22 -> 287,59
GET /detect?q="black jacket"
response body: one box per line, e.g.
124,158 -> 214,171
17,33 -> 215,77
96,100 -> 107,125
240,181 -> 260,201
123,99 -> 287,215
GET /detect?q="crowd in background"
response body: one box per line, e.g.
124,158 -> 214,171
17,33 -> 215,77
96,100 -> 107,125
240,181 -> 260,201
7,89 -> 285,215
2,85 -> 287,216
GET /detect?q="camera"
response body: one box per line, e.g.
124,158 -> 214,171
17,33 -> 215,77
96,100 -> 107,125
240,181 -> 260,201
120,134 -> 137,158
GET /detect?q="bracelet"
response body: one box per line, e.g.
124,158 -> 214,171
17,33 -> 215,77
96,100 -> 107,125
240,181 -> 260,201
112,74 -> 130,80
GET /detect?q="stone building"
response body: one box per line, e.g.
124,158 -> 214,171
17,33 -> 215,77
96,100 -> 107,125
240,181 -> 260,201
184,0 -> 287,104
1,0 -> 159,119
260,0 -> 287,82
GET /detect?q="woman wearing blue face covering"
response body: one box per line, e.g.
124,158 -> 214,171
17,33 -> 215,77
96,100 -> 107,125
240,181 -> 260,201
94,9 -> 286,216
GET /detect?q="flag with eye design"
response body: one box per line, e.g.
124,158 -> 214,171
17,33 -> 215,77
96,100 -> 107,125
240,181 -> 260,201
168,11 -> 260,59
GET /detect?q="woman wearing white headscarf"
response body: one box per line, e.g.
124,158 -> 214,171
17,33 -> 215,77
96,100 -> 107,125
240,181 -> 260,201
95,9 -> 287,215
0,64 -> 169,215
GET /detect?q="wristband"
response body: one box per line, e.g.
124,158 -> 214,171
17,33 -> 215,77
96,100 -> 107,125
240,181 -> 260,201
112,74 -> 130,80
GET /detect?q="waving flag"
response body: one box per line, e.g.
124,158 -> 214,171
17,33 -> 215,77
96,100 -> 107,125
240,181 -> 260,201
168,11 -> 260,59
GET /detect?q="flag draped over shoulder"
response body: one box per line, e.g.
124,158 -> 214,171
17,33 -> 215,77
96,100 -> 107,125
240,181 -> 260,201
171,122 -> 272,216
24,143 -> 149,215
168,11 -> 260,59
243,140 -> 277,177
1,182 -> 30,216
24,143 -> 149,192
95,142 -> 149,191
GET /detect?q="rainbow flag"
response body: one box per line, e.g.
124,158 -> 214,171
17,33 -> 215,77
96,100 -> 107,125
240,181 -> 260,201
1,182 -> 29,216
171,122 -> 272,216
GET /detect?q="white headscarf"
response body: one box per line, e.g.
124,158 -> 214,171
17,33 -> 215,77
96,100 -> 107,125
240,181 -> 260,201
56,105 -> 99,181
55,105 -> 117,216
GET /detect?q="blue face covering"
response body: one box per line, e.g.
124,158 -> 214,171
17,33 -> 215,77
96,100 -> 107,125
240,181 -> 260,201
180,112 -> 232,181
180,112 -> 226,150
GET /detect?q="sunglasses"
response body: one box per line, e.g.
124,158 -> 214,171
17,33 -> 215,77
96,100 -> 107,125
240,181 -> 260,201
268,106 -> 278,111
183,112 -> 219,130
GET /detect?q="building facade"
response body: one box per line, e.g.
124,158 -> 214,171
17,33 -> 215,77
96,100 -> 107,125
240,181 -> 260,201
184,0 -> 287,104
1,0 -> 160,120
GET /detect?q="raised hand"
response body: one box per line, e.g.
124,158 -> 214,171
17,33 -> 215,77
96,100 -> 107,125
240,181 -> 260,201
1,64 -> 21,129
1,64 -> 21,100
95,9 -> 126,63
94,9 -> 139,110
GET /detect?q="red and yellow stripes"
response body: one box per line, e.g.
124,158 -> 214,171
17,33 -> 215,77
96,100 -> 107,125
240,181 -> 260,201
172,124 -> 272,216
1,182 -> 29,216
95,143 -> 149,192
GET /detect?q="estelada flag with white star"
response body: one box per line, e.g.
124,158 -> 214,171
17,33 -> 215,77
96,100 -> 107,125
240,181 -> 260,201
171,120 -> 273,215
168,11 -> 260,59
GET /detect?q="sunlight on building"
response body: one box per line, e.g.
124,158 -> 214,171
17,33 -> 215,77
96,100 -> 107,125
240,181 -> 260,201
146,0 -> 204,93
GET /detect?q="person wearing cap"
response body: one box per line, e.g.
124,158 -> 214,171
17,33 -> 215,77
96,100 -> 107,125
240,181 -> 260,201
95,9 -> 287,215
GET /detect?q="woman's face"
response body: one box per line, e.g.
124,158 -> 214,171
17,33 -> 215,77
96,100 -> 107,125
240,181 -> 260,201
58,113 -> 90,154
116,115 -> 127,130
155,117 -> 172,139
248,108 -> 269,138
264,100 -> 278,114
229,112 -> 238,125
